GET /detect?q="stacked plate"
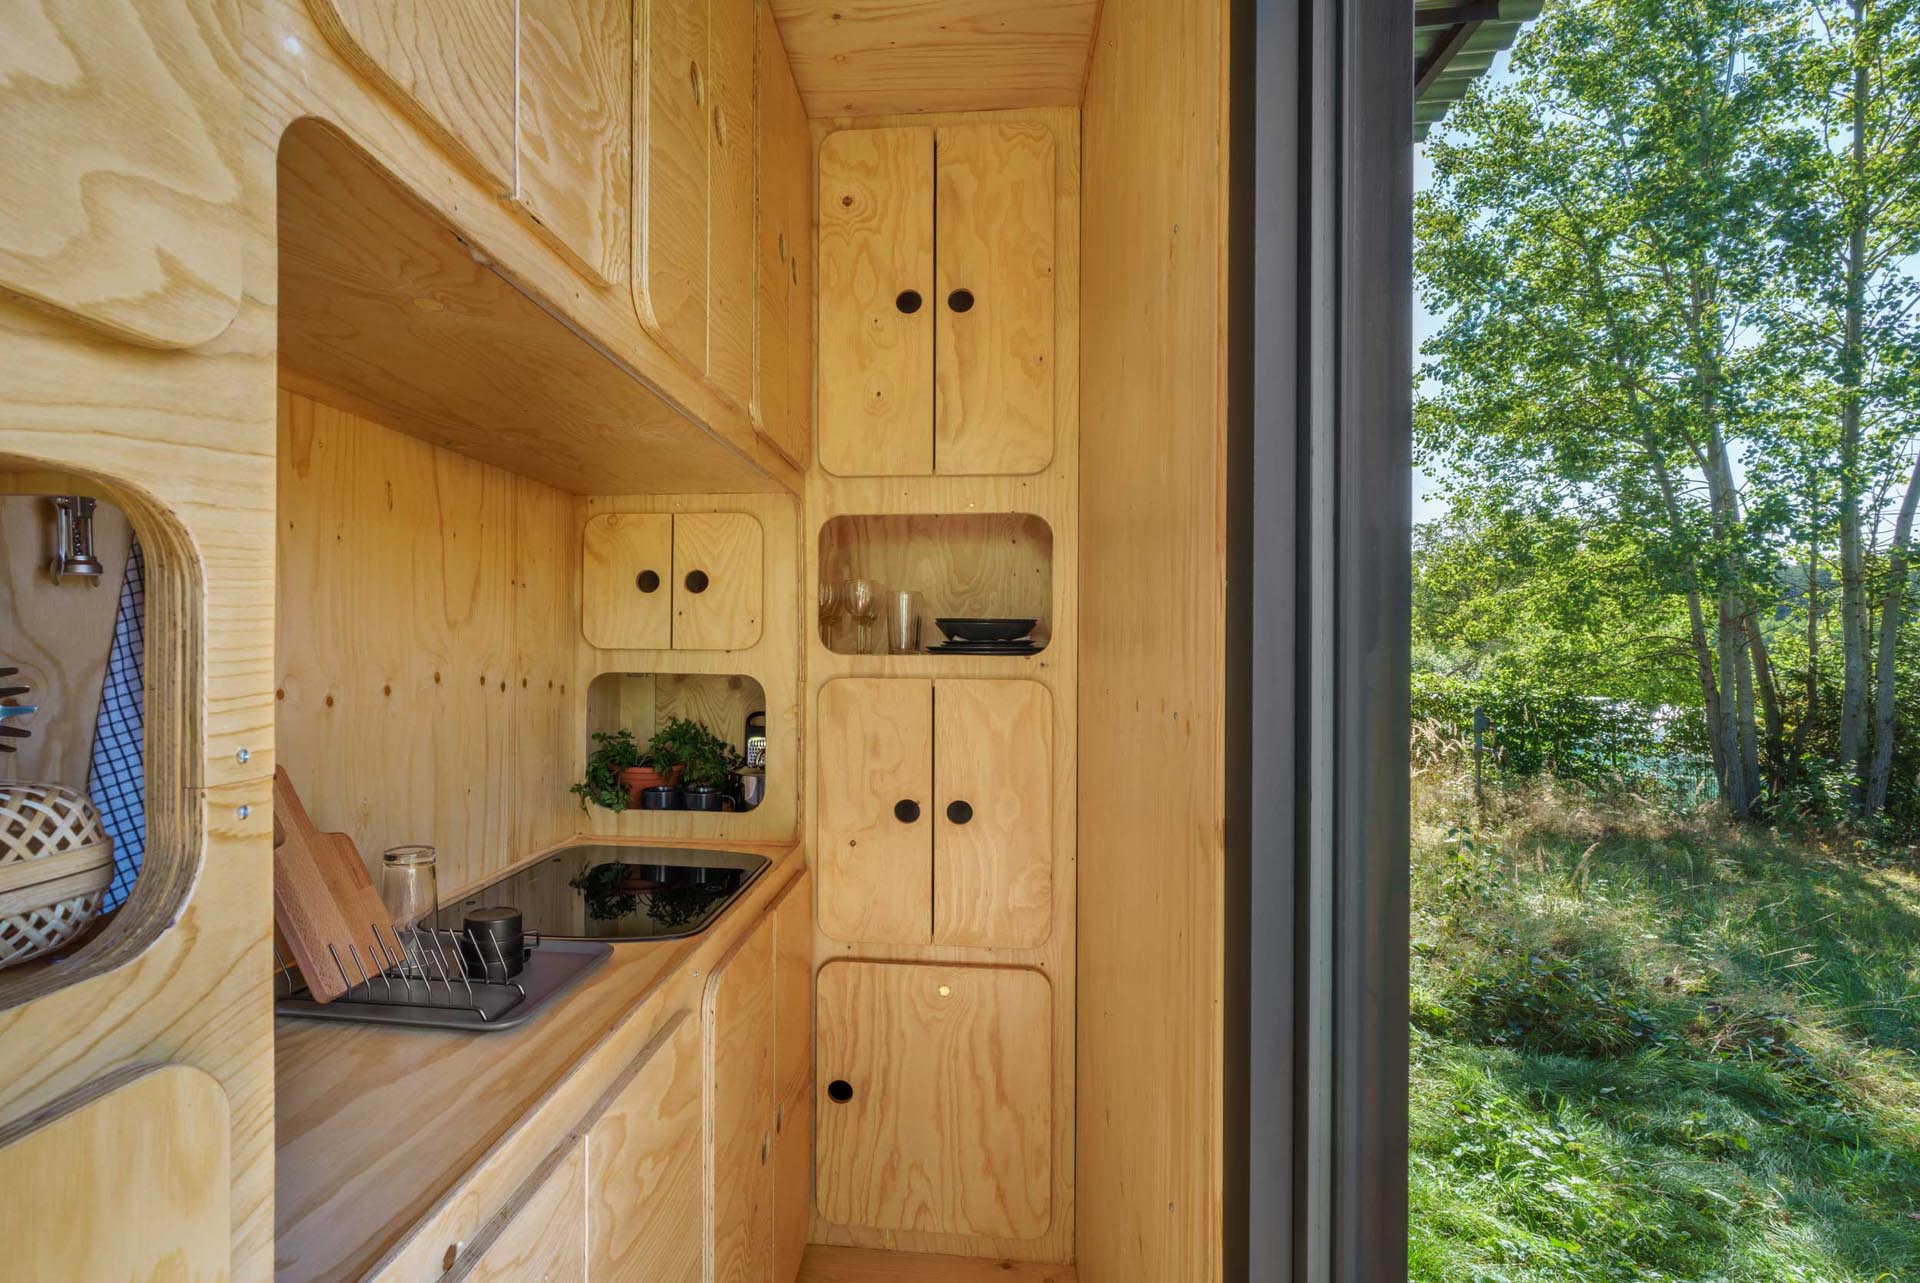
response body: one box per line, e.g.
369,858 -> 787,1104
928,617 -> 1042,655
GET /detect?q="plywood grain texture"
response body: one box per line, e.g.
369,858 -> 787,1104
0,0 -> 245,348
934,124 -> 1055,474
818,128 -> 935,477
706,910 -> 776,1283
305,0 -> 517,189
516,0 -> 632,285
673,511 -> 765,651
585,672 -> 767,758
932,679 -> 1051,948
276,391 -> 585,895
0,496 -> 131,789
797,1246 -> 1078,1283
635,0 -> 712,372
707,0 -> 759,410
0,1065 -> 231,1283
585,1011 -> 705,1283
1078,0 -> 1230,1277
277,122 -> 778,497
814,960 -> 1051,1239
752,0 -> 816,470
767,0 -> 1099,116
582,492 -> 801,846
817,678 -> 933,945
805,106 -> 1078,1267
446,1138 -> 587,1282
583,513 -> 676,650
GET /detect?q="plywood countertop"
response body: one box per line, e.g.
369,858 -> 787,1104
274,836 -> 802,1283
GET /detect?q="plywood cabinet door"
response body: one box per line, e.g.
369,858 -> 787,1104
814,961 -> 1053,1239
636,0 -> 711,368
585,1012 -> 703,1283
771,873 -> 814,1283
706,0 -> 757,409
816,678 -> 933,945
671,511 -> 763,650
933,679 -> 1054,948
582,512 -> 674,649
818,127 -> 935,476
0,0 -> 245,347
751,0 -> 815,469
934,124 -> 1056,475
516,0 -> 632,285
707,912 -> 776,1283
452,1140 -> 587,1282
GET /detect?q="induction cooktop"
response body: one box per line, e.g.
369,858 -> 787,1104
435,845 -> 771,943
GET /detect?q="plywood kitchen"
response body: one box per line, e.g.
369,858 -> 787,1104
0,1 -> 1246,1280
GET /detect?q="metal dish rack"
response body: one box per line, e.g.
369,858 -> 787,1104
274,924 -> 611,1032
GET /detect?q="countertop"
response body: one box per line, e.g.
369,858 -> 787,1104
274,836 -> 802,1283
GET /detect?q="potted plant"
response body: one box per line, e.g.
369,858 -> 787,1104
648,717 -> 743,812
570,729 -> 683,812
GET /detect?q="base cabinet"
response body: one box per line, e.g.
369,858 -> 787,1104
585,1011 -> 705,1283
449,1140 -> 587,1282
814,961 -> 1052,1240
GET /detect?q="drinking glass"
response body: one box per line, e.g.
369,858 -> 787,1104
817,578 -> 840,647
845,578 -> 881,653
887,589 -> 923,654
381,844 -> 438,976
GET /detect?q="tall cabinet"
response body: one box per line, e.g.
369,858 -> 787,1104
805,107 -> 1080,1267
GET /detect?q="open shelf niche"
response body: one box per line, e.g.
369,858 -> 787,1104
817,512 -> 1054,656
583,671 -> 768,814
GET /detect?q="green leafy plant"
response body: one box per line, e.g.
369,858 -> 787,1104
647,717 -> 743,789
571,729 -> 646,813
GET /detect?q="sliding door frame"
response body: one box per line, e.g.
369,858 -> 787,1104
1226,0 -> 1413,1280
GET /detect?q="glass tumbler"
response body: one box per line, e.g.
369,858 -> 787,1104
381,844 -> 438,976
887,589 -> 923,654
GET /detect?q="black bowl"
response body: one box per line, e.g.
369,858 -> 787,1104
935,617 -> 1037,643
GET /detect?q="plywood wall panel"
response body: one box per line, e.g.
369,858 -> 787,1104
1077,0 -> 1230,1278
277,389 -> 584,895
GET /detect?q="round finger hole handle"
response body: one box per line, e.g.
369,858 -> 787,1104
895,289 -> 923,314
636,569 -> 661,593
684,569 -> 710,594
946,800 -> 974,825
827,1079 -> 854,1104
947,288 -> 975,313
894,799 -> 921,824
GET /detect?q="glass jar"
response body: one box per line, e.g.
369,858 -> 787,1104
381,845 -> 437,976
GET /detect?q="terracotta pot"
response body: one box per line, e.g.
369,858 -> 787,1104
618,764 -> 684,807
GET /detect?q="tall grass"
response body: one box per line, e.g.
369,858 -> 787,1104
1410,755 -> 1920,1281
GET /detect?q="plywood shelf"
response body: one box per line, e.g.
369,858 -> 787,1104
277,120 -> 781,498
818,512 -> 1053,655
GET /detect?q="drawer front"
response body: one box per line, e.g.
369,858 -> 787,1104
585,1011 -> 703,1283
814,961 -> 1052,1239
452,1139 -> 586,1282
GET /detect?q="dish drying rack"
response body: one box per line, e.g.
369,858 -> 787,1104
274,923 -> 611,1032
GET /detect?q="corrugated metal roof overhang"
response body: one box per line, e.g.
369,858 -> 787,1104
1415,0 -> 1542,139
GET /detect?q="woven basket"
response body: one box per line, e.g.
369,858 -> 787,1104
0,783 -> 113,970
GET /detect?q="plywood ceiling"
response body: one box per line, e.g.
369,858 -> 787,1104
769,1 -> 1101,116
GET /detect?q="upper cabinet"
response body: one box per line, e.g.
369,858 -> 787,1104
751,2 -> 815,470
818,123 -> 1056,477
516,0 -> 633,284
310,0 -> 633,284
0,0 -> 245,348
636,0 -> 759,410
583,511 -> 763,652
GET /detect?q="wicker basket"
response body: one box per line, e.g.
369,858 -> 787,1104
0,783 -> 113,970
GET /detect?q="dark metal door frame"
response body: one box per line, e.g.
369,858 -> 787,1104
1227,0 -> 1412,1279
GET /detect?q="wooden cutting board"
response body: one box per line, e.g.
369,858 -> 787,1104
272,768 -> 393,1003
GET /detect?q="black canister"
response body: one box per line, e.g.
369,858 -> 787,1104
462,906 -> 526,982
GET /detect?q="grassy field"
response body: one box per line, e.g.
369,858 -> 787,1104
1410,769 -> 1920,1282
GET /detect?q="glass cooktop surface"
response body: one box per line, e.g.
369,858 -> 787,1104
435,845 -> 771,942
